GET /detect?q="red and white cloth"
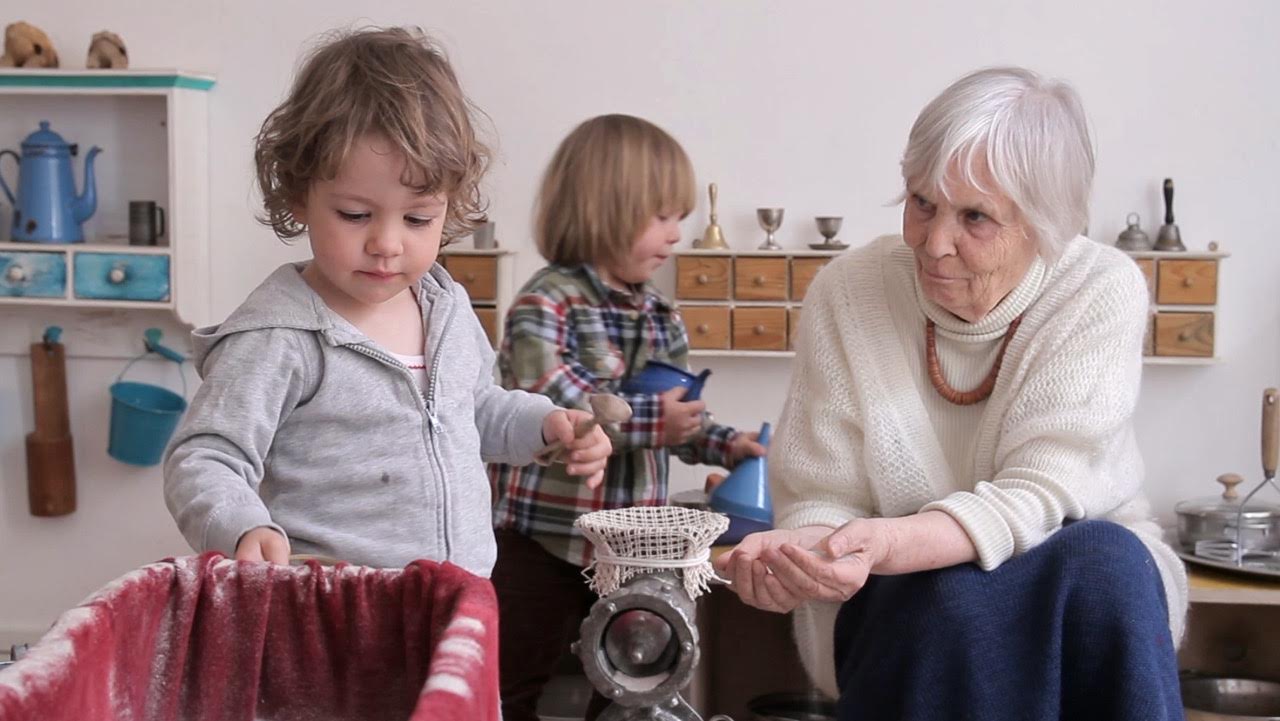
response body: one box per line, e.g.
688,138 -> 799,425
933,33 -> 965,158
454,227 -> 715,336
0,552 -> 500,721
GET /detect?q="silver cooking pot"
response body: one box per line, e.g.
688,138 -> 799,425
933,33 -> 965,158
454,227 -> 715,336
1175,474 -> 1280,556
1183,676 -> 1280,720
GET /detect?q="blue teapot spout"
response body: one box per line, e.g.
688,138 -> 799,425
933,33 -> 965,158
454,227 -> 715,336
691,368 -> 712,396
71,146 -> 102,225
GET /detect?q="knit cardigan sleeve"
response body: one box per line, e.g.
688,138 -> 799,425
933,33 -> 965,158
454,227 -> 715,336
921,259 -> 1151,570
771,264 -> 877,532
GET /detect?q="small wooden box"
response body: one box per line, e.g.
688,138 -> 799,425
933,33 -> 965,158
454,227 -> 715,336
732,307 -> 788,351
734,258 -> 788,301
676,256 -> 732,300
1157,259 -> 1218,305
681,306 -> 731,350
473,307 -> 499,347
1154,312 -> 1214,357
790,258 -> 829,302
442,255 -> 498,301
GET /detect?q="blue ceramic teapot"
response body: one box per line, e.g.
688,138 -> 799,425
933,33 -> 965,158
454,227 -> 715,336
0,121 -> 101,243
619,360 -> 711,401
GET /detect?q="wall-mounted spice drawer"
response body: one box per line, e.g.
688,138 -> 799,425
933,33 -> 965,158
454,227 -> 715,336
0,251 -> 66,298
734,258 -> 788,301
1153,312 -> 1214,357
676,256 -> 732,300
74,253 -> 170,301
681,305 -> 731,350
441,255 -> 498,301
732,307 -> 788,351
790,258 -> 829,301
1156,259 -> 1217,305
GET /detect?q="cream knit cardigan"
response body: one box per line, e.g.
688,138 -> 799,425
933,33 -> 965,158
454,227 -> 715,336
774,235 -> 1188,697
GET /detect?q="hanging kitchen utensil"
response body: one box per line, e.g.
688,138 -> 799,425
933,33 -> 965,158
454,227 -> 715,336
107,328 -> 188,467
1153,178 -> 1185,251
26,326 -> 76,517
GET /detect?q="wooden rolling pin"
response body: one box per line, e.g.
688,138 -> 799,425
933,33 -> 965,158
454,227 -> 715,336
26,327 -> 76,516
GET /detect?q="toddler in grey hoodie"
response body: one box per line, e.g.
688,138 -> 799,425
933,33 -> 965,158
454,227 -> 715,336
163,27 -> 611,576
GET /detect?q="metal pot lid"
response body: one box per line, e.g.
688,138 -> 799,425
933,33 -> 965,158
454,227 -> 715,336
1176,473 -> 1280,521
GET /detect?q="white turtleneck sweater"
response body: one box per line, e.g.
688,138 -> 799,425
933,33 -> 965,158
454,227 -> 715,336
774,235 -> 1188,698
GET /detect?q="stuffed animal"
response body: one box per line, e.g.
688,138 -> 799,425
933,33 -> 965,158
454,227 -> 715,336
85,30 -> 127,69
0,21 -> 60,68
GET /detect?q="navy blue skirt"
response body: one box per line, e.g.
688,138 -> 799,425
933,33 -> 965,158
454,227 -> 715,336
833,520 -> 1183,721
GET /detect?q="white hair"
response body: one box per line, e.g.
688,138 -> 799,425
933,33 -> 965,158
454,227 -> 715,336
900,66 -> 1095,261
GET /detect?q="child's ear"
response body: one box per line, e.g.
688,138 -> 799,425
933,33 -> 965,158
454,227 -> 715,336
291,201 -> 308,226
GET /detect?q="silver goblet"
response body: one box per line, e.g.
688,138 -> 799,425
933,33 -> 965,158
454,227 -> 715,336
811,216 -> 848,250
756,208 -> 784,251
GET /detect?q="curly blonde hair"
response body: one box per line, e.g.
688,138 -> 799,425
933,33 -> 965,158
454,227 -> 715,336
254,26 -> 489,243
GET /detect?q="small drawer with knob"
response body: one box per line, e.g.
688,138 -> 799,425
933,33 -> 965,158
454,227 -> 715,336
790,258 -> 830,301
734,258 -> 788,301
732,306 -> 788,351
441,255 -> 498,301
1156,259 -> 1217,305
73,253 -> 170,301
0,251 -> 67,298
680,305 -> 731,350
1154,311 -> 1214,357
676,256 -> 731,300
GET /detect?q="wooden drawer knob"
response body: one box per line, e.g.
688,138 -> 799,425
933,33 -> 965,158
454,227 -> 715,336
464,272 -> 476,282
5,265 -> 26,283
697,273 -> 709,284
753,275 -> 766,286
754,324 -> 766,335
1183,277 -> 1195,288
1179,329 -> 1193,342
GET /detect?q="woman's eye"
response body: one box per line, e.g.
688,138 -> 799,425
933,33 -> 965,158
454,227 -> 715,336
405,215 -> 434,228
337,210 -> 368,222
964,210 -> 990,224
911,194 -> 934,212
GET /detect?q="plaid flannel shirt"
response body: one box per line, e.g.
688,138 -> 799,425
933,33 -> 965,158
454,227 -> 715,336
489,264 -> 738,567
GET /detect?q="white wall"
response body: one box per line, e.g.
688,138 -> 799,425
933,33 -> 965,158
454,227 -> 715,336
2,0 -> 1278,640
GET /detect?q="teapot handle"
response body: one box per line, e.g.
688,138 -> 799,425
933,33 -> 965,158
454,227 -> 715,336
0,150 -> 18,206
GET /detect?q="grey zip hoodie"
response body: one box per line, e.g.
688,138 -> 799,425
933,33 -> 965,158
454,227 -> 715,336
163,262 -> 554,575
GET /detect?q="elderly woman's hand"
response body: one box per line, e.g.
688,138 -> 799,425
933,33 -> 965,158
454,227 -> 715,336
712,520 -> 891,613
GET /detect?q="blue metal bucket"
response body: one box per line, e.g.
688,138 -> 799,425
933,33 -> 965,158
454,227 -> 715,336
108,342 -> 187,467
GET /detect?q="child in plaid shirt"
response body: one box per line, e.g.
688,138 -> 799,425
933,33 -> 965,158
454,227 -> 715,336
488,114 -> 766,721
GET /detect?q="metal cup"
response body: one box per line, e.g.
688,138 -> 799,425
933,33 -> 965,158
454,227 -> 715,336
128,201 -> 165,246
471,220 -> 497,249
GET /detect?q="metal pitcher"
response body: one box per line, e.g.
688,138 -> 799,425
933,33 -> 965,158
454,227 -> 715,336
0,121 -> 101,243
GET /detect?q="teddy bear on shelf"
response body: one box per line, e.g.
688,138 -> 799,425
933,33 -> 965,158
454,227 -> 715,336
86,31 -> 127,69
0,21 -> 60,68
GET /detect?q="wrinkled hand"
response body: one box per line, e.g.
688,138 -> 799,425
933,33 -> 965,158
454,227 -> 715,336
726,431 -> 767,466
659,387 -> 705,447
712,519 -> 888,613
542,409 -> 612,488
235,526 -> 291,564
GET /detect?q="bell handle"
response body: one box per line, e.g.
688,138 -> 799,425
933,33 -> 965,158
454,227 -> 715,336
1163,178 -> 1175,225
1263,387 -> 1279,479
1126,211 -> 1141,227
0,150 -> 19,206
708,183 -> 719,222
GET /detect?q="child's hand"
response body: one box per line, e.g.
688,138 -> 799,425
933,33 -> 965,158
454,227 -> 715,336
235,526 -> 291,564
727,431 -> 768,465
659,387 -> 706,447
542,409 -> 612,488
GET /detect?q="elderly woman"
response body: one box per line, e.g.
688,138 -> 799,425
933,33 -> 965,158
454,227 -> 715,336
713,67 -> 1186,720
